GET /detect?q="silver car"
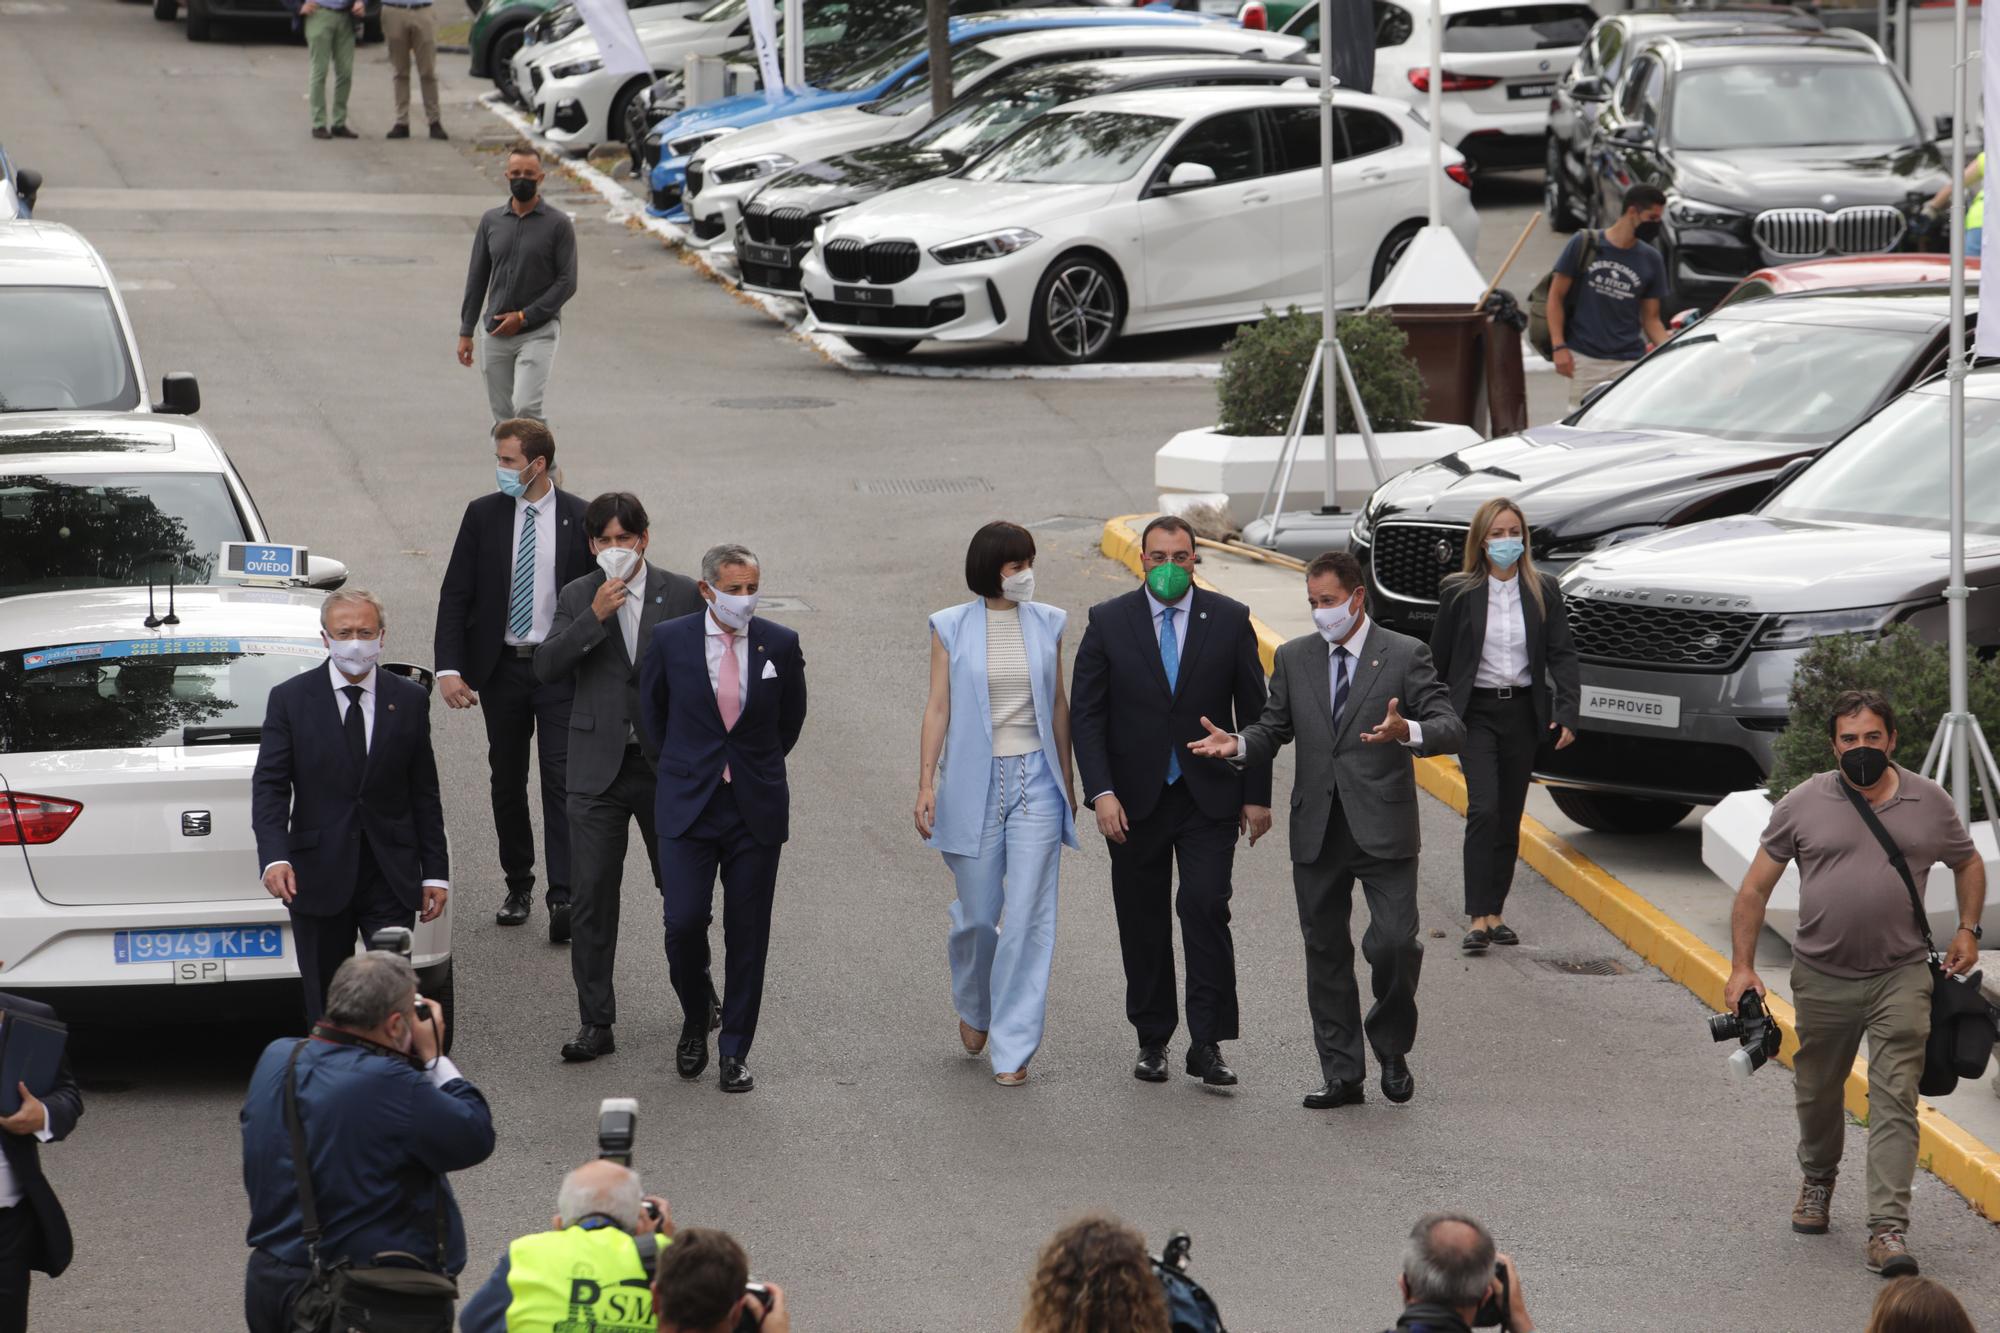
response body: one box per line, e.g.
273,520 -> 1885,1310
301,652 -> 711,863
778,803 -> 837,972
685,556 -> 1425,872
1540,365 -> 2000,832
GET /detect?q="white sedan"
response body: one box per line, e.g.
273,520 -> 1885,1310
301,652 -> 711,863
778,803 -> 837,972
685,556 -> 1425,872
519,0 -> 752,148
684,22 -> 1308,245
0,584 -> 454,1020
799,85 -> 1479,362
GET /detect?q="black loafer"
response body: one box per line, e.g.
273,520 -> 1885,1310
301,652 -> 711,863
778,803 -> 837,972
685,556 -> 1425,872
1380,1054 -> 1416,1104
312,126 -> 332,139
330,124 -> 358,139
1487,923 -> 1520,947
429,121 -> 449,140
1185,1042 -> 1238,1087
1462,928 -> 1491,955
720,1057 -> 753,1093
1134,1043 -> 1169,1083
548,900 -> 572,944
385,122 -> 410,139
560,1024 -> 614,1062
496,889 -> 532,926
1304,1078 -> 1366,1109
676,1021 -> 709,1080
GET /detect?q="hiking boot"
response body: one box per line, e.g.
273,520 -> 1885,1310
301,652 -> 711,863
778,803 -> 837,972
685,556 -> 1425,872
1865,1228 -> 1919,1277
1791,1175 -> 1834,1234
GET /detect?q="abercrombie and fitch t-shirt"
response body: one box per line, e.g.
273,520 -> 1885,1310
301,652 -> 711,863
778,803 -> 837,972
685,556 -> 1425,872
1759,766 -> 1978,979
1552,231 -> 1667,362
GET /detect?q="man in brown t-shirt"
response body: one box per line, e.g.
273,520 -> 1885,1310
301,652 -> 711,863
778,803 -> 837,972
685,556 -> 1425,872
1727,690 -> 1985,1279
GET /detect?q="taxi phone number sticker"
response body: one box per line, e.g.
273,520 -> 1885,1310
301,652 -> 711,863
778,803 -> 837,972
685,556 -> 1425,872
22,637 -> 322,671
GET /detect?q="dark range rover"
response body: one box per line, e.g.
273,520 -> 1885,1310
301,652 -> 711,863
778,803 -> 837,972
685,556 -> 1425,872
1568,31 -> 1948,310
1349,287 -> 1974,639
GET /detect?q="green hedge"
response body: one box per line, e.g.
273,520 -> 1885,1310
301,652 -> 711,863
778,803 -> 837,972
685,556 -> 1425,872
1769,625 -> 2000,817
1215,306 -> 1426,437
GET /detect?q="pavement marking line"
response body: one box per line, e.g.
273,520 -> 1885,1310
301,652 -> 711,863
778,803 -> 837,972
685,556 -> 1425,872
38,187 -> 498,216
476,93 -> 1226,383
1101,511 -> 2000,1223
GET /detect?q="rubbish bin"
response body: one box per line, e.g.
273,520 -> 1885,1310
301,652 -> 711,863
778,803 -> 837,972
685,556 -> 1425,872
1378,303 -> 1488,429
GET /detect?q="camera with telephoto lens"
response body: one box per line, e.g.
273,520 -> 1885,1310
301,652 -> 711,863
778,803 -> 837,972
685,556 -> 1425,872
596,1098 -> 663,1227
1709,990 -> 1783,1078
736,1281 -> 772,1332
369,926 -> 413,958
1472,1260 -> 1509,1328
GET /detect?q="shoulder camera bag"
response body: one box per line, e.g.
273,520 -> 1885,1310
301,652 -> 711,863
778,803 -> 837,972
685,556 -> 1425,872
1526,229 -> 1598,362
1837,780 -> 1999,1097
283,1039 -> 460,1333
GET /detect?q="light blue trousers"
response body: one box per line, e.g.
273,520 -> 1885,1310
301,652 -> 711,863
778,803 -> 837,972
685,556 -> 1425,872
941,751 -> 1064,1074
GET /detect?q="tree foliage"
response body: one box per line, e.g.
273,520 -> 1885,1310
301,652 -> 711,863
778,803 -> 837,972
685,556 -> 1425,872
1216,306 -> 1427,437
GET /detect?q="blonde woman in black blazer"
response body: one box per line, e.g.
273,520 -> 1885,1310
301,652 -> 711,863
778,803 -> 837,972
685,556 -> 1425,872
1429,498 -> 1580,954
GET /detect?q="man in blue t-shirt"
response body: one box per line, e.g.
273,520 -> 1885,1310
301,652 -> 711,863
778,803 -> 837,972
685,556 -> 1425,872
1548,184 -> 1671,408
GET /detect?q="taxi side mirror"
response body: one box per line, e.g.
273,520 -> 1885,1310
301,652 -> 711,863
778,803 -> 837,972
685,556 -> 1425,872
155,372 -> 201,415
381,662 -> 436,696
305,555 -> 349,590
15,168 -> 41,213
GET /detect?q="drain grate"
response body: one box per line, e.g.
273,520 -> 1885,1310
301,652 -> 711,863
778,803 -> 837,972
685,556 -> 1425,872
854,477 -> 993,497
713,396 -> 836,411
1535,957 -> 1630,977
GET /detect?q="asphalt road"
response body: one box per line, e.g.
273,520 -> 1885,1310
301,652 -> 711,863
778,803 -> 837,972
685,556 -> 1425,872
6,8 -> 2000,1330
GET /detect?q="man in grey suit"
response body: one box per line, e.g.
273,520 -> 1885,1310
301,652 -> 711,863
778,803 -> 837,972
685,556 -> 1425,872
534,492 -> 705,1062
1191,551 -> 1463,1109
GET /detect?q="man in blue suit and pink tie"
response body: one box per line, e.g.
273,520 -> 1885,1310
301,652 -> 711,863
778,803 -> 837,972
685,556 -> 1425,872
640,543 -> 808,1094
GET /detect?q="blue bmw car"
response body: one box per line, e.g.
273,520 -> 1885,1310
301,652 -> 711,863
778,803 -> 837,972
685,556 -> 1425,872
646,5 -> 1220,222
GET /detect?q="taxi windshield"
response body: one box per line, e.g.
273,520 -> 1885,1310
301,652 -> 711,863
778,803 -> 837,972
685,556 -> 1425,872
0,288 -> 141,413
0,638 -> 325,754
0,471 -> 251,596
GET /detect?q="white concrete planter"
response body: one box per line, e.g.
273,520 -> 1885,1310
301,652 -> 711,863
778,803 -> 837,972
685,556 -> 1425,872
1155,421 -> 1485,525
1701,788 -> 2000,942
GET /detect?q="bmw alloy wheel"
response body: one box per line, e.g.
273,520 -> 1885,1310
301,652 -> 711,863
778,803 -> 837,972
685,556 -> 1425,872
1035,258 -> 1120,363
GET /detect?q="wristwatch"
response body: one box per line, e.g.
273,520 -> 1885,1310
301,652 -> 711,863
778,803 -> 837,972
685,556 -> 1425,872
1958,922 -> 1983,940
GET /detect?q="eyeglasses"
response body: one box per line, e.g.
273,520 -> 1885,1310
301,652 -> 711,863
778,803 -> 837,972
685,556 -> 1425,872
326,628 -> 383,641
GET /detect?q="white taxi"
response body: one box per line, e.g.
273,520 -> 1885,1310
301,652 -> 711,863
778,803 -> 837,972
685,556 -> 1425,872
0,568 -> 454,1023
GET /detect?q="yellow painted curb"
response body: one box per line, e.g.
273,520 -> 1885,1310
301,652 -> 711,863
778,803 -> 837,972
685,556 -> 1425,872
1101,513 -> 2000,1222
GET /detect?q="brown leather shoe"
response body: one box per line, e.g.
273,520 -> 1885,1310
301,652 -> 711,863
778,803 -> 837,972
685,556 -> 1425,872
1865,1228 -> 1919,1277
958,1019 -> 987,1054
1792,1175 -> 1834,1234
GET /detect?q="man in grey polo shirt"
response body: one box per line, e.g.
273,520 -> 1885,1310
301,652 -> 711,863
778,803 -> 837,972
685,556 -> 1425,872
457,144 -> 578,425
1726,689 -> 1985,1279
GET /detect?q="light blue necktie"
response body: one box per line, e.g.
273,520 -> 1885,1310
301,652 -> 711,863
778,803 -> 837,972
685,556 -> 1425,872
1161,607 -> 1182,785
508,504 -> 537,640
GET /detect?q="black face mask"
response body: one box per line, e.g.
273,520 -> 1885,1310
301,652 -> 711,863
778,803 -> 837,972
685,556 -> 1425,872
1840,745 -> 1892,787
509,177 -> 538,204
1635,220 -> 1661,243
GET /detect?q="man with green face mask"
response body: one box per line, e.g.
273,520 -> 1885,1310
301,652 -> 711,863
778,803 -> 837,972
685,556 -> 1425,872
1071,515 -> 1273,1088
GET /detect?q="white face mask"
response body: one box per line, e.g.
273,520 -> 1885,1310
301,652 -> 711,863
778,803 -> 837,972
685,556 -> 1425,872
597,546 -> 641,582
707,588 -> 759,631
1313,596 -> 1359,643
999,569 -> 1035,603
326,634 -> 384,673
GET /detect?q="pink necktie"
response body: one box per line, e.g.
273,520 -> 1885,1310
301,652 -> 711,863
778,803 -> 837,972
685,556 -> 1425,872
718,632 -> 741,781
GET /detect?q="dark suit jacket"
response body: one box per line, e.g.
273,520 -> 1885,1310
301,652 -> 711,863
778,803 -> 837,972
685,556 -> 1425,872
433,489 -> 592,692
1429,571 -> 1580,734
639,613 -> 807,847
0,992 -> 81,1277
1070,586 -> 1272,825
251,667 -> 450,914
534,561 -> 704,797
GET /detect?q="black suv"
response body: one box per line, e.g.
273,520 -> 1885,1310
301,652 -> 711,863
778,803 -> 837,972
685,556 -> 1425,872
1348,287 -> 1973,639
1544,5 -> 1821,231
1557,31 -> 1947,310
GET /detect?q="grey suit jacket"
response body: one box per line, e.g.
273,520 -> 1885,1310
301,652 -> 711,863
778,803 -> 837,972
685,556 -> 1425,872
534,560 -> 703,797
1238,621 -> 1465,864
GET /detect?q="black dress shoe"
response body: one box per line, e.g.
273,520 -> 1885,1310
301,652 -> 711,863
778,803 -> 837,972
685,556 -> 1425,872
330,124 -> 358,139
1487,923 -> 1520,946
1380,1054 -> 1416,1104
429,121 -> 450,140
676,1021 -> 709,1080
496,889 -> 532,926
1133,1044 -> 1169,1083
1185,1042 -> 1238,1087
560,1024 -> 614,1062
312,126 -> 332,139
1462,928 -> 1491,955
1304,1078 -> 1366,1109
719,1057 -> 753,1093
385,122 -> 410,139
548,900 -> 572,944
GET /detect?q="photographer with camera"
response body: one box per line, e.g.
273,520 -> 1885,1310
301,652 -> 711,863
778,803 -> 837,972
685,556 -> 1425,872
1727,690 -> 1986,1278
458,1158 -> 673,1333
1386,1213 -> 1533,1333
653,1228 -> 790,1333
240,950 -> 494,1333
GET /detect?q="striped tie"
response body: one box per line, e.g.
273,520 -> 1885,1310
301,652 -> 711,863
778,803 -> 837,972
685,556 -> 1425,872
509,505 -> 536,640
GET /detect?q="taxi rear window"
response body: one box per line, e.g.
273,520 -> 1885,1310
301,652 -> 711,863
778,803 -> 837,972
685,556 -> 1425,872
0,638 -> 324,754
0,471 -> 251,597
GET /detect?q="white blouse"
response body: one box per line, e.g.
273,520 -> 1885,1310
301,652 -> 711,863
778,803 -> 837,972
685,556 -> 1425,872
1473,574 -> 1533,689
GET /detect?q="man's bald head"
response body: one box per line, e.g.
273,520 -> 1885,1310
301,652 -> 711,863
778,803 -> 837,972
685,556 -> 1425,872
1402,1212 -> 1497,1312
556,1160 -> 644,1232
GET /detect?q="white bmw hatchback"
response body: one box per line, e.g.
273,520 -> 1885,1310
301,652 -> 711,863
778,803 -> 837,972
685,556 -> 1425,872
799,84 -> 1479,361
0,585 -> 454,1020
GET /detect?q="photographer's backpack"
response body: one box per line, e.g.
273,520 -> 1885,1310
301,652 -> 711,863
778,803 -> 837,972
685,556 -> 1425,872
1153,1234 -> 1227,1333
1527,230 -> 1598,362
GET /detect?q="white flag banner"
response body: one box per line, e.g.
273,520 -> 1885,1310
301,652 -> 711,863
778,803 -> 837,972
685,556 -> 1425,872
571,0 -> 651,81
746,0 -> 786,96
1978,2 -> 2000,358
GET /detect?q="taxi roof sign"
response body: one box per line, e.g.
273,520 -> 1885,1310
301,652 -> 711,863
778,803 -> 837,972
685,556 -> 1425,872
221,542 -> 310,586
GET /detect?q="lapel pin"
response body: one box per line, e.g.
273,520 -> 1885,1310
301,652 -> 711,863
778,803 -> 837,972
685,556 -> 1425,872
1371,660 -> 1380,668
387,703 -> 396,712
1200,611 -> 1208,620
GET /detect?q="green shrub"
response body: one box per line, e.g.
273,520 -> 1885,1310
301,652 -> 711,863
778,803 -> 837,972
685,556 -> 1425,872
1215,306 -> 1427,437
1769,625 -> 2000,816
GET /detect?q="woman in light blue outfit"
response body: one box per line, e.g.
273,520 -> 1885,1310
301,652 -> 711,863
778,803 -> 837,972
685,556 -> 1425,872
915,521 -> 1077,1086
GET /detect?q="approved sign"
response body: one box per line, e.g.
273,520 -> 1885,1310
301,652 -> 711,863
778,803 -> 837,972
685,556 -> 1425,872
1579,686 -> 1682,729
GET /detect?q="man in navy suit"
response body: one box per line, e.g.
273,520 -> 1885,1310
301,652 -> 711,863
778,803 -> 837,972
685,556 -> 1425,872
640,544 -> 807,1094
254,588 -> 451,1025
0,986 -> 81,1333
